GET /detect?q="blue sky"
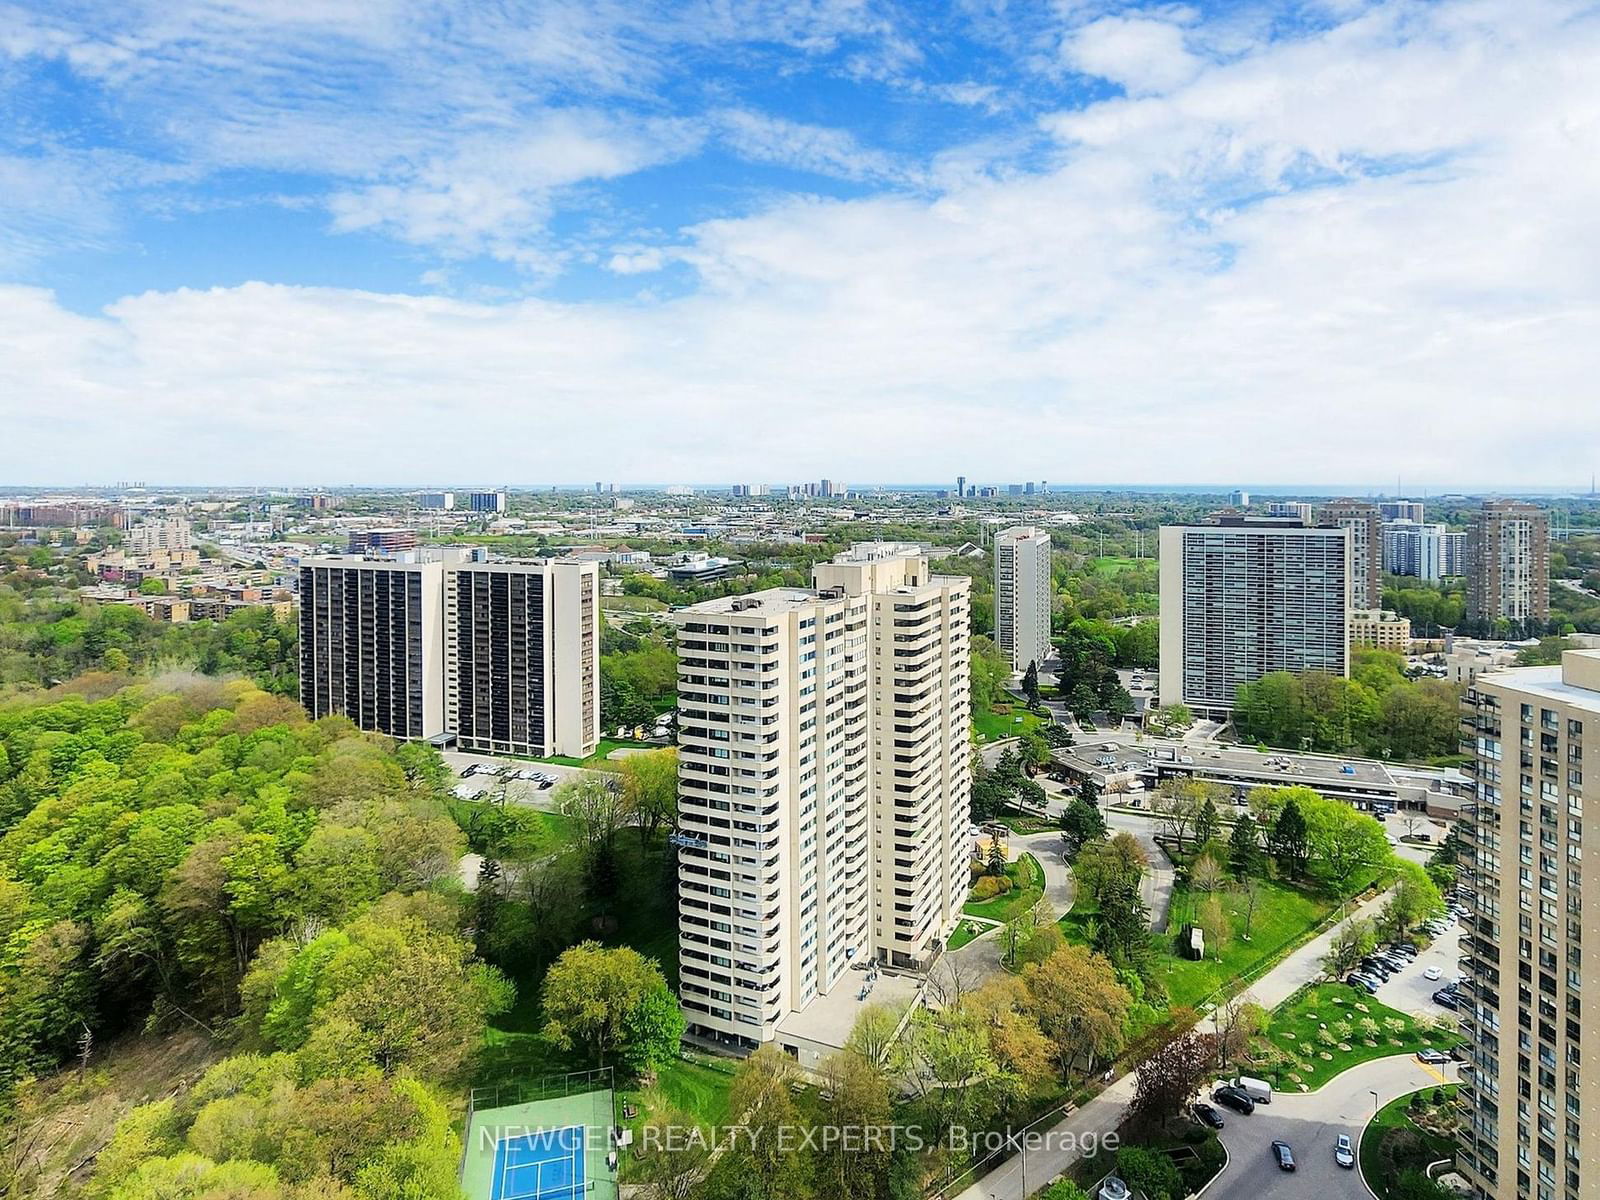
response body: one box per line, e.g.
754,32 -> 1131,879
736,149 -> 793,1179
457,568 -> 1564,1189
2,0 -> 1598,486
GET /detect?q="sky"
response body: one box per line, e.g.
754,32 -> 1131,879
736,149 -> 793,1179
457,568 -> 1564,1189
1,0 -> 1597,489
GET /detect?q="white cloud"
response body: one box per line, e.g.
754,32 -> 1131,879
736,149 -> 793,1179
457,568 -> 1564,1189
1061,15 -> 1202,96
1,0 -> 1597,487
714,109 -> 921,185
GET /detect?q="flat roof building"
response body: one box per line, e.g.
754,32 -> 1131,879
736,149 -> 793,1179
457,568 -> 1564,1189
994,526 -> 1053,675
1457,650 -> 1600,1200
1322,499 -> 1382,609
1467,500 -> 1549,629
673,545 -> 970,1056
1158,517 -> 1351,718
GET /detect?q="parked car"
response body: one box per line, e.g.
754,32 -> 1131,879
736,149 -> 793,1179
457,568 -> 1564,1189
1271,1140 -> 1296,1172
1424,966 -> 1443,980
1448,1043 -> 1470,1062
1417,1048 -> 1452,1065
1346,974 -> 1379,994
1334,1133 -> 1355,1169
1192,1102 -> 1224,1129
1212,1085 -> 1255,1115
1433,990 -> 1459,1010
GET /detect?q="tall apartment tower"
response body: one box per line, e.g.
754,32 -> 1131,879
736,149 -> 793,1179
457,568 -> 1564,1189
1322,499 -> 1382,609
444,559 -> 599,759
673,545 -> 970,1053
1381,499 -> 1426,522
299,558 -> 446,739
1157,516 -> 1351,719
466,491 -> 508,513
1469,501 -> 1550,627
299,555 -> 596,754
994,526 -> 1052,674
1457,650 -> 1600,1200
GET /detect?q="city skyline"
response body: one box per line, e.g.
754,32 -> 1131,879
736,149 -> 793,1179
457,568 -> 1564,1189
3,1 -> 1597,485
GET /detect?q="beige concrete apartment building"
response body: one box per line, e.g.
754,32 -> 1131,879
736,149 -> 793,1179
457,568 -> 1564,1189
298,555 -> 598,756
444,559 -> 600,759
1322,499 -> 1382,609
994,526 -> 1052,674
1468,500 -> 1550,626
673,544 -> 970,1053
1350,607 -> 1412,651
299,557 -> 448,739
1458,650 -> 1600,1200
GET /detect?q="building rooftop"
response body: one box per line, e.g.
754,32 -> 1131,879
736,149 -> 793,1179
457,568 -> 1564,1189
676,587 -> 830,615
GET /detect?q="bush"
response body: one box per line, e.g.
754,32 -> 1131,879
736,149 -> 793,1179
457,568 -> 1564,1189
1116,1146 -> 1184,1200
970,876 -> 1014,901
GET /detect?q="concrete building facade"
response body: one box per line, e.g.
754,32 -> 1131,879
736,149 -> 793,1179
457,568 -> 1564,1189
444,559 -> 599,760
1457,650 -> 1600,1200
1322,499 -> 1382,609
994,525 -> 1052,674
1350,608 -> 1412,651
466,491 -> 508,513
299,558 -> 446,739
672,545 -> 970,1052
1158,517 -> 1351,718
1468,501 -> 1550,627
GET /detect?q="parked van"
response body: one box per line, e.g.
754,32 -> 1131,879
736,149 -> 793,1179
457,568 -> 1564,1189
1232,1076 -> 1273,1104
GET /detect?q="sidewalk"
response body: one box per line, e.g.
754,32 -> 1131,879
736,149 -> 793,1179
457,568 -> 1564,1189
951,884 -> 1395,1200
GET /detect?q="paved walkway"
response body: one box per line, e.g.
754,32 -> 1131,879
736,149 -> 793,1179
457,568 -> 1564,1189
951,885 -> 1402,1200
1012,830 -> 1076,915
1102,809 -> 1176,932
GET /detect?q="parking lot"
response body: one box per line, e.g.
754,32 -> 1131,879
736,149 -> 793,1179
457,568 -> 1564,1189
1372,919 -> 1464,1016
439,749 -> 599,809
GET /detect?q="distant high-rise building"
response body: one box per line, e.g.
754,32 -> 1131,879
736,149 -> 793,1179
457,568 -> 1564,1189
731,484 -> 769,498
466,491 -> 507,513
1383,520 -> 1461,581
419,491 -> 455,510
1467,500 -> 1549,627
1457,649 -> 1600,1200
956,475 -> 966,499
1380,499 -> 1426,523
1262,501 -> 1314,523
444,559 -> 599,759
1158,517 -> 1351,717
1024,481 -> 1035,496
1321,499 -> 1382,609
299,558 -> 446,739
1229,489 -> 1251,508
348,528 -> 419,555
673,545 -> 969,1055
995,526 -> 1052,674
126,517 -> 192,555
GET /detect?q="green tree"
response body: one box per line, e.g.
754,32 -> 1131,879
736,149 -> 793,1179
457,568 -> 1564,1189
541,941 -> 682,1073
1228,812 -> 1262,880
1269,796 -> 1310,879
1059,797 -> 1108,856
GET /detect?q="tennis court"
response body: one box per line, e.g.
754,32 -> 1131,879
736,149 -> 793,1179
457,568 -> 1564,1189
461,1077 -> 617,1200
491,1125 -> 586,1200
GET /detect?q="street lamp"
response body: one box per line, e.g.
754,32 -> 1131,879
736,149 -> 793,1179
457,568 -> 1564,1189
1370,1089 -> 1380,1113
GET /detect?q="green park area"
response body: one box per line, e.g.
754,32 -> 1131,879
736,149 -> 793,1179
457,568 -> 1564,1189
1252,984 -> 1456,1091
1359,1085 -> 1461,1199
1089,555 -> 1143,576
963,853 -> 1046,922
972,703 -> 1045,743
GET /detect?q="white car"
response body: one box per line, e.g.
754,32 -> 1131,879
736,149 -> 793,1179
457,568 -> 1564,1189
1424,966 -> 1443,980
1333,1133 -> 1355,1169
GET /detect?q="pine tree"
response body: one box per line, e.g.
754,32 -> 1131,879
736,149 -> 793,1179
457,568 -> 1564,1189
1229,812 -> 1262,880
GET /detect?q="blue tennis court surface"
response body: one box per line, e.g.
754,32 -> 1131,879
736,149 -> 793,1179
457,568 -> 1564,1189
491,1125 -> 587,1200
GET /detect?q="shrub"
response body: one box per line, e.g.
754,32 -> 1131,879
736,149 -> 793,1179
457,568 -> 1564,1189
970,876 -> 1014,901
1116,1146 -> 1184,1200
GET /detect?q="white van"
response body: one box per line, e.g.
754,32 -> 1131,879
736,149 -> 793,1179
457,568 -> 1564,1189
1233,1076 -> 1273,1104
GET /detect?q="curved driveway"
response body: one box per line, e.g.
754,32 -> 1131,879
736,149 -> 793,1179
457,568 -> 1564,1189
1213,1053 -> 1458,1200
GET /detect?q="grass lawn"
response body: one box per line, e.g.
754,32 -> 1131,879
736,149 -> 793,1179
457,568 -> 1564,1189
536,737 -> 658,769
1058,875 -> 1355,1011
1359,1084 -> 1459,1197
602,595 -> 671,612
622,1054 -> 738,1132
946,918 -> 991,951
963,854 -> 1045,922
1154,879 -> 1337,1009
1254,984 -> 1457,1092
972,705 -> 1045,743
1089,555 -> 1142,575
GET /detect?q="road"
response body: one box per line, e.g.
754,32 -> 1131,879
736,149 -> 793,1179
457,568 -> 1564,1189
438,748 -> 601,811
1101,809 -> 1175,932
1213,1053 -> 1458,1200
950,884 -> 1410,1200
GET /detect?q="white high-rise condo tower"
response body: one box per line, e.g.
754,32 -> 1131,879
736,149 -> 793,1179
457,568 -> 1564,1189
672,544 -> 970,1054
994,526 -> 1052,674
